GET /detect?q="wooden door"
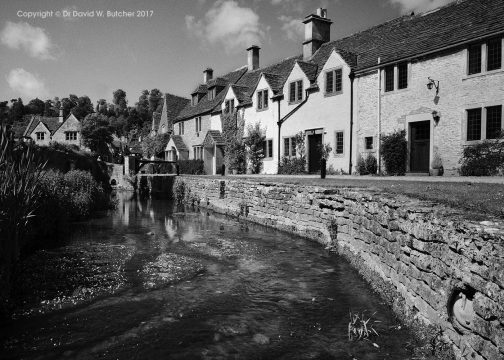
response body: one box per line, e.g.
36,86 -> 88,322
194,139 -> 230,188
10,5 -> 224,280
308,133 -> 322,173
409,121 -> 430,172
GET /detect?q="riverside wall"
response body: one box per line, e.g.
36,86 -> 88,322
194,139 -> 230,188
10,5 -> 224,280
175,176 -> 504,360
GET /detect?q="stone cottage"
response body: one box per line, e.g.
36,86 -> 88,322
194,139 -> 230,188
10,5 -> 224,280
163,0 -> 503,175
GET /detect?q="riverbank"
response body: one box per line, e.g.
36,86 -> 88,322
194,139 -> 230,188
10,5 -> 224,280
174,175 -> 504,360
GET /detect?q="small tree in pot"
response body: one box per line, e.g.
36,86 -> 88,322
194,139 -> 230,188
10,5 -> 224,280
431,150 -> 444,176
319,143 -> 333,179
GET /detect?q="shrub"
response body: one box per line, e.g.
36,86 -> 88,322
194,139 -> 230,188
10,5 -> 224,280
431,150 -> 443,170
142,133 -> 170,159
357,153 -> 378,175
244,123 -> 265,174
178,159 -> 205,175
460,135 -> 504,176
221,110 -> 246,173
47,141 -> 80,153
381,130 -> 407,175
278,156 -> 306,174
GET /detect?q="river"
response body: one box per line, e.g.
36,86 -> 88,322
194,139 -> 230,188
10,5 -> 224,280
1,192 -> 416,359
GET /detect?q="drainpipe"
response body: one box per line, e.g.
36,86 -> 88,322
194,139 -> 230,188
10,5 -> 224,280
349,72 -> 355,175
377,57 -> 382,174
275,89 -> 312,171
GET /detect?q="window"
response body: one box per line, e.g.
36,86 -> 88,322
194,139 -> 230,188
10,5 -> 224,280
283,137 -> 297,157
36,132 -> 45,141
466,108 -> 482,141
468,44 -> 482,75
257,89 -> 268,110
289,80 -> 303,103
384,66 -> 394,92
335,131 -> 344,154
365,136 -> 374,150
225,99 -> 235,114
192,94 -> 198,106
325,68 -> 342,95
486,105 -> 502,139
193,146 -> 203,160
65,131 -> 77,141
487,39 -> 502,71
178,122 -> 185,135
208,88 -> 216,101
263,139 -> 273,158
397,63 -> 408,89
195,117 -> 202,133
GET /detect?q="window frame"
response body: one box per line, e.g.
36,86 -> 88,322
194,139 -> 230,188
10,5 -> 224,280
384,66 -> 395,92
397,62 -> 408,90
208,87 -> 216,101
364,136 -> 374,151
464,105 -> 503,143
283,136 -> 297,158
225,99 -> 235,114
256,89 -> 269,111
65,131 -> 77,141
263,138 -> 273,159
335,131 -> 344,156
192,94 -> 198,106
178,122 -> 185,135
486,38 -> 502,72
288,79 -> 303,104
195,116 -> 202,133
325,67 -> 343,96
36,132 -> 45,141
193,146 -> 203,160
486,105 -> 502,140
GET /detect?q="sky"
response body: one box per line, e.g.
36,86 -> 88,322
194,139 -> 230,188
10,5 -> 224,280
0,0 -> 455,106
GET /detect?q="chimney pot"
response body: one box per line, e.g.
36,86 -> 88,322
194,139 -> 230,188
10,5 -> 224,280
203,68 -> 213,83
247,45 -> 260,71
303,9 -> 332,60
59,105 -> 64,123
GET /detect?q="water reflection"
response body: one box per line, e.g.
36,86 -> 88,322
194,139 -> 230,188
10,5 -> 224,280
0,192 -> 415,360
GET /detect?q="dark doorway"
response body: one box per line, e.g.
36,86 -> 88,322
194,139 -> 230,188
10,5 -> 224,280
409,121 -> 430,172
308,133 -> 322,173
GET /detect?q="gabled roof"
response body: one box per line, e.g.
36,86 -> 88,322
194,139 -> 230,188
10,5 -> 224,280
25,116 -> 63,136
177,67 -> 247,121
207,77 -> 228,88
203,130 -> 225,147
312,0 -> 504,74
229,85 -> 251,104
191,84 -> 208,94
12,116 -> 32,138
296,60 -> 318,82
154,93 -> 190,130
170,135 -> 188,151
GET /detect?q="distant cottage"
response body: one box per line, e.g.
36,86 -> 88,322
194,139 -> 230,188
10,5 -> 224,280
154,0 -> 504,175
17,106 -> 83,148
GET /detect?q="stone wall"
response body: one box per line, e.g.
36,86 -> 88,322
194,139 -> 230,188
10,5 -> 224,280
176,176 -> 504,360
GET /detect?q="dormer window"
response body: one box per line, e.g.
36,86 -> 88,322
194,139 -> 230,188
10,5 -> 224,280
225,99 -> 235,114
289,80 -> 303,103
178,122 -> 185,135
208,88 -> 216,101
192,94 -> 198,106
257,89 -> 268,110
325,68 -> 342,95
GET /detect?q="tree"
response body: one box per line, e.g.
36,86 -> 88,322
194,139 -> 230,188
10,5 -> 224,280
112,89 -> 127,116
8,98 -> 24,124
124,108 -> 143,134
81,114 -> 113,156
244,122 -> 265,174
61,96 -> 77,118
0,102 -> 9,125
96,99 -> 108,115
25,98 -> 45,115
136,90 -> 150,123
71,96 -> 94,120
43,100 -> 58,117
148,89 -> 163,115
222,110 -> 246,173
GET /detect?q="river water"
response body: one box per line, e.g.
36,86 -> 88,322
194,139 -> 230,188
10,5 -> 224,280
1,193 -> 416,359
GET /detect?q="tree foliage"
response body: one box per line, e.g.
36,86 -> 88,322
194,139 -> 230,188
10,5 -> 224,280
81,114 -> 113,156
381,129 -> 407,175
244,122 -> 265,174
221,110 -> 246,173
142,133 -> 170,159
460,133 -> 504,176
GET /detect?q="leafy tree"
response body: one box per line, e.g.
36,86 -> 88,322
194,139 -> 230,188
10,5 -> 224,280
8,98 -> 24,124
124,108 -> 143,134
113,89 -> 127,116
25,98 -> 45,115
71,96 -> 94,120
96,99 -> 108,115
61,96 -> 77,118
381,129 -> 407,175
221,110 -> 246,173
0,102 -> 9,125
148,89 -> 163,115
244,122 -> 265,174
109,115 -> 127,137
136,90 -> 150,123
43,100 -> 58,117
142,133 -> 170,158
81,114 -> 113,156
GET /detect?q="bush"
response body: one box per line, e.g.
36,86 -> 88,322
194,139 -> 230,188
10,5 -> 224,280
381,130 -> 407,175
460,136 -> 504,176
357,153 -> 378,175
244,123 -> 265,174
178,159 -> 205,175
278,156 -> 306,174
222,110 -> 246,173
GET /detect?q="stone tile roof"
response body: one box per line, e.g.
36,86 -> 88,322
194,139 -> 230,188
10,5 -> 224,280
262,73 -> 283,93
296,60 -> 318,82
177,67 -> 248,121
24,115 -> 64,136
203,130 -> 225,147
12,116 -> 32,138
154,94 -> 190,130
170,135 -> 188,151
207,77 -> 228,88
230,85 -> 251,103
151,112 -> 162,130
312,0 -> 504,74
191,84 -> 208,94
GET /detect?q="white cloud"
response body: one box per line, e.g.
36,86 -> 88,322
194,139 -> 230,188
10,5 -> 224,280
186,1 -> 265,53
279,15 -> 304,42
388,0 -> 455,14
0,21 -> 56,60
6,68 -> 48,98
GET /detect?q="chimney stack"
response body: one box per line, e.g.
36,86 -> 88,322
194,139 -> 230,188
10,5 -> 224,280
59,104 -> 64,123
303,8 -> 332,60
247,45 -> 260,71
203,68 -> 213,83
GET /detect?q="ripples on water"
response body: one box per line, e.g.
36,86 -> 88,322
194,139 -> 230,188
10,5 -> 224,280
0,192 -> 415,359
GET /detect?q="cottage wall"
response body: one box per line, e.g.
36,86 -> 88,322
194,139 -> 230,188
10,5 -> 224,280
51,115 -> 81,147
30,122 -> 51,146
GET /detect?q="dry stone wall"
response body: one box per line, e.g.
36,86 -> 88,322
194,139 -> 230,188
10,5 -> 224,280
176,176 -> 504,360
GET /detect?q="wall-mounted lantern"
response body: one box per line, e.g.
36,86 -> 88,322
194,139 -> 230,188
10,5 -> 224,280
427,77 -> 440,95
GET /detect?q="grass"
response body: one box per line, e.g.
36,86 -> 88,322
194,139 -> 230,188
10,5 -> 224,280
201,175 -> 504,221
348,310 -> 380,341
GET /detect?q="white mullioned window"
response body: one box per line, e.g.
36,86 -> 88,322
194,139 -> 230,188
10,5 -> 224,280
257,89 -> 268,110
289,80 -> 303,103
195,117 -> 202,133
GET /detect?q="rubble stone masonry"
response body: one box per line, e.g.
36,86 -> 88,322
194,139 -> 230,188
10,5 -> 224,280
176,176 -> 504,359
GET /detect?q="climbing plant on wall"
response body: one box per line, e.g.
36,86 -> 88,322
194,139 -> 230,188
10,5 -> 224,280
221,110 -> 246,174
244,122 -> 265,174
